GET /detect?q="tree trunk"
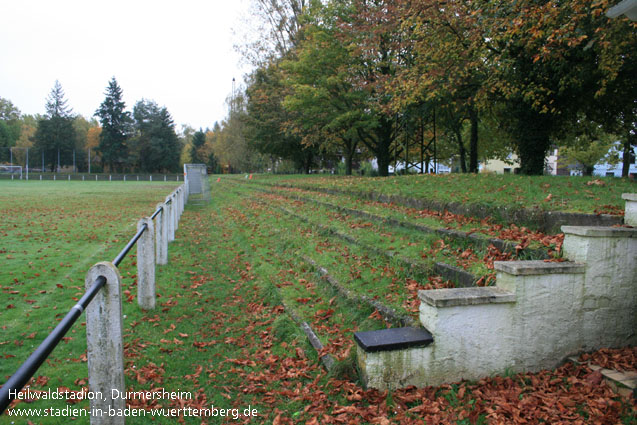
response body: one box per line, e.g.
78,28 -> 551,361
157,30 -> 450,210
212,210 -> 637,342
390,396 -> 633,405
468,106 -> 479,173
375,117 -> 393,177
345,154 -> 353,176
454,129 -> 467,173
622,138 -> 632,178
344,138 -> 357,176
303,151 -> 313,174
514,107 -> 552,175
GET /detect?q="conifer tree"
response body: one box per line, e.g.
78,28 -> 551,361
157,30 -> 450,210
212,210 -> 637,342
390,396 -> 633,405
94,77 -> 131,172
33,80 -> 77,171
190,129 -> 206,163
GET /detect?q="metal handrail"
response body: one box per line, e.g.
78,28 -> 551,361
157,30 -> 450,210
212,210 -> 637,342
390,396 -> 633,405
0,205 -> 164,413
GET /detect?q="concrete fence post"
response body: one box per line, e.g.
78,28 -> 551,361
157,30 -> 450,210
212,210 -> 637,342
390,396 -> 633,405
155,203 -> 168,265
171,194 -> 178,237
137,218 -> 155,310
165,196 -> 175,242
85,262 -> 125,425
180,186 -> 184,213
179,187 -> 183,215
174,190 -> 180,231
176,188 -> 182,219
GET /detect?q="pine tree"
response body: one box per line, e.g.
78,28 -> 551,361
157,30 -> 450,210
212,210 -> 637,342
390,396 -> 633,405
94,77 -> 131,172
32,80 -> 77,171
190,129 -> 206,163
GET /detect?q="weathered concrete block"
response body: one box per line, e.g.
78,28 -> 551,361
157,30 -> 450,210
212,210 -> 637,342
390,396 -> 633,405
174,189 -> 180,230
85,262 -> 125,425
137,217 -> 155,310
165,196 -> 175,242
419,286 -> 515,308
355,327 -> 433,390
418,297 -> 516,385
622,193 -> 637,226
155,203 -> 167,265
562,225 -> 637,349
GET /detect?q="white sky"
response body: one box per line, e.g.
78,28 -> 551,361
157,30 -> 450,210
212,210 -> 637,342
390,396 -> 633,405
0,0 -> 252,131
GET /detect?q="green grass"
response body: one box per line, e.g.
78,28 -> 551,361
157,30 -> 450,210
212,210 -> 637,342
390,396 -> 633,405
241,173 -> 634,215
0,181 -> 178,423
1,178 -> 634,424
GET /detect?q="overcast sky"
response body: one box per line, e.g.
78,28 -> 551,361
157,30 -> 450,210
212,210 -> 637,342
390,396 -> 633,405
0,0 -> 252,131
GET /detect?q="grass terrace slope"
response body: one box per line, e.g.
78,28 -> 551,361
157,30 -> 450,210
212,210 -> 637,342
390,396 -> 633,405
250,173 -> 633,216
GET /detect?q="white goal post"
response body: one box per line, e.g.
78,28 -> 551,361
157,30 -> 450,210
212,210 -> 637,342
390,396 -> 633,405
0,165 -> 22,179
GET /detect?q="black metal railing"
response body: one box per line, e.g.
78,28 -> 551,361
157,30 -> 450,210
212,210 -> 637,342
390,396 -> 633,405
0,204 -> 163,414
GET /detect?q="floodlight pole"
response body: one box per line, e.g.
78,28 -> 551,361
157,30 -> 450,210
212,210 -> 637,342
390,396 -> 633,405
9,147 -> 12,166
26,148 -> 29,180
88,148 -> 91,174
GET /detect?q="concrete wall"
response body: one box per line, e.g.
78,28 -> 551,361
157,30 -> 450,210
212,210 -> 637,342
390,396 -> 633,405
624,193 -> 637,226
356,197 -> 636,390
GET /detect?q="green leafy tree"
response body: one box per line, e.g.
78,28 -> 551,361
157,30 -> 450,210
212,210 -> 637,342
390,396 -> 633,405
131,99 -> 181,173
282,3 -> 375,175
560,118 -> 620,176
389,0 -> 488,173
32,81 -> 77,171
245,63 -> 317,173
94,77 -> 131,172
0,97 -> 22,162
474,0 -> 636,174
337,0 -> 406,176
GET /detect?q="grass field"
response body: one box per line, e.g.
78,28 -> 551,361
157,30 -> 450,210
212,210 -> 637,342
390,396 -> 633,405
0,181 -> 178,423
1,177 -> 635,424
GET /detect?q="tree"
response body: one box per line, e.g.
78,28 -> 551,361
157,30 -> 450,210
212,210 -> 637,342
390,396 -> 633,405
474,0 -> 637,175
204,125 -> 221,173
0,98 -> 23,163
237,0 -> 309,65
282,3 -> 375,175
245,63 -> 317,173
337,0 -> 405,176
389,0 -> 489,173
560,119 -> 619,175
32,81 -> 77,171
131,99 -> 181,173
190,129 -> 207,164
94,77 -> 131,172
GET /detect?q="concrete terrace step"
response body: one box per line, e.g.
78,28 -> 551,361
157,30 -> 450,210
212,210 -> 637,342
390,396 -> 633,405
354,327 -> 434,353
418,286 -> 516,308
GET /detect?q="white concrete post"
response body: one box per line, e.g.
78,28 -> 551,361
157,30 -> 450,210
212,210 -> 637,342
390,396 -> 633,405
180,187 -> 185,214
137,217 -> 155,310
171,193 -> 178,237
177,188 -> 182,219
622,193 -> 637,226
562,225 -> 637,349
174,190 -> 180,231
85,262 -> 125,425
165,196 -> 175,242
155,203 -> 168,265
